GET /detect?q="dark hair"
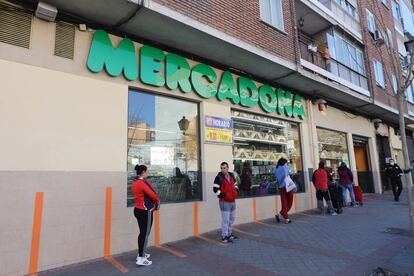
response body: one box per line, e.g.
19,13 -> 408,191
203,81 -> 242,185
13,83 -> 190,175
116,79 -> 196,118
276,158 -> 288,168
135,165 -> 147,176
220,162 -> 229,168
319,161 -> 325,169
340,162 -> 347,168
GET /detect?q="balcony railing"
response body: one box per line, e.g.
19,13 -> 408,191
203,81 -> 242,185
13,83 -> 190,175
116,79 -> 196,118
316,0 -> 361,37
299,40 -> 369,92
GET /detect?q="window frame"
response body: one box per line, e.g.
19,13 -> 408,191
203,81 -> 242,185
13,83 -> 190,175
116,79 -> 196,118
373,60 -> 385,88
259,0 -> 285,31
127,89 -> 203,205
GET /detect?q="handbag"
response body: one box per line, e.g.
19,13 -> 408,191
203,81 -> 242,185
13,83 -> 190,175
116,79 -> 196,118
285,175 -> 297,193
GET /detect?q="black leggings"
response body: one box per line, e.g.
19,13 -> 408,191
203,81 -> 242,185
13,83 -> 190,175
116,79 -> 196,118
134,208 -> 153,257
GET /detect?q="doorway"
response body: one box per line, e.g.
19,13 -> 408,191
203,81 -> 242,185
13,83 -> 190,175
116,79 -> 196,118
376,134 -> 391,191
353,136 -> 374,193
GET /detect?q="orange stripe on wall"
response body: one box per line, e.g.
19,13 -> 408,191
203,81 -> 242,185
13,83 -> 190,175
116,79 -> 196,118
104,187 -> 112,257
309,183 -> 314,209
193,201 -> 199,236
275,195 -> 279,215
252,198 -> 257,222
28,192 -> 44,275
294,193 -> 298,212
154,210 -> 160,246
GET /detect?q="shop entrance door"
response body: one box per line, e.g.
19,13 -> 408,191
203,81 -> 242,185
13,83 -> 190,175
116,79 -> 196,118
376,134 -> 391,191
353,136 -> 374,193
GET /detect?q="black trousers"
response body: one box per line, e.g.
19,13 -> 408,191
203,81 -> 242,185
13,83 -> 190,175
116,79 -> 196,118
316,189 -> 330,202
391,180 -> 403,199
134,208 -> 153,257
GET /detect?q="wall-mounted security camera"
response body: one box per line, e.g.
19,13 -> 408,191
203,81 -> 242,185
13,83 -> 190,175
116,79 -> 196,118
35,2 -> 57,22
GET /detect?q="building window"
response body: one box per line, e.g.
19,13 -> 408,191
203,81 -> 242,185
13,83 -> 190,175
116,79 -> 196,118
386,28 -> 393,48
127,90 -> 201,206
317,128 -> 349,180
373,60 -> 385,87
232,110 -> 304,197
382,0 -> 388,6
392,0 -> 403,26
260,0 -> 285,31
407,84 -> 414,103
327,32 -> 367,89
400,0 -> 414,35
392,74 -> 398,94
366,9 -> 377,33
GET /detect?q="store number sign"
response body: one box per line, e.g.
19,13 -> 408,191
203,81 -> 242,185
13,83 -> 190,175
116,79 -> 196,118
204,116 -> 233,144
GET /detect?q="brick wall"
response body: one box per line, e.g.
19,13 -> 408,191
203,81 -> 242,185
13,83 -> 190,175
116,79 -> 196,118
153,0 -> 298,63
358,0 -> 400,110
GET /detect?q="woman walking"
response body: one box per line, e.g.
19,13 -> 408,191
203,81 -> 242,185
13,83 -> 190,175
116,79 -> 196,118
275,158 -> 294,224
132,165 -> 160,266
337,163 -> 357,207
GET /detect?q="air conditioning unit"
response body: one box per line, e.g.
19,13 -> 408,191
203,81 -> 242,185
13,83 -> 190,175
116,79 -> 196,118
374,30 -> 384,44
308,44 -> 318,53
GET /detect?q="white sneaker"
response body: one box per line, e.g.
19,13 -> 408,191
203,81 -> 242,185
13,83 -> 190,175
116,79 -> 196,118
136,257 -> 152,266
136,253 -> 150,261
331,212 -> 338,216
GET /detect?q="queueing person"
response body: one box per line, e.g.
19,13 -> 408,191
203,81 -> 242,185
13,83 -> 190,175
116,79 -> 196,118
312,162 -> 337,215
275,158 -> 294,224
385,159 -> 412,202
337,162 -> 357,207
131,165 -> 160,266
213,162 -> 239,243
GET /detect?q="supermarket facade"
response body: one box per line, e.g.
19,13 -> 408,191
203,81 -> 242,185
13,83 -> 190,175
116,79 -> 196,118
1,0 -> 414,275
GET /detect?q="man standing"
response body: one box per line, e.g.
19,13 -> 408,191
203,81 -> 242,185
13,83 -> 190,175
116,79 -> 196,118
213,162 -> 239,243
385,159 -> 412,201
312,162 -> 337,215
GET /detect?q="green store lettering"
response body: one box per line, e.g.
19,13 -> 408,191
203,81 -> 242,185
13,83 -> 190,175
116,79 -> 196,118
87,30 -> 306,119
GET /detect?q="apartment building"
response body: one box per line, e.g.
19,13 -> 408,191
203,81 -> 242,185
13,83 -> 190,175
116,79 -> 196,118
0,0 -> 414,275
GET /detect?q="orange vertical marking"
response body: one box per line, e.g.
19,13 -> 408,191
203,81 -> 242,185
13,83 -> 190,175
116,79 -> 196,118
154,210 -> 160,246
193,201 -> 199,236
275,195 -> 279,215
294,193 -> 298,213
309,183 -> 314,209
252,198 -> 257,222
104,187 -> 112,257
28,192 -> 44,275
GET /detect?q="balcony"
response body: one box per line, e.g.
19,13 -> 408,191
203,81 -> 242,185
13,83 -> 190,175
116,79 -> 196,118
296,0 -> 362,41
299,38 -> 370,96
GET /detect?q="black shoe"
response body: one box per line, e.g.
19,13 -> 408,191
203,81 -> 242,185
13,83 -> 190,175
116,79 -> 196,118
275,214 -> 281,223
229,234 -> 238,241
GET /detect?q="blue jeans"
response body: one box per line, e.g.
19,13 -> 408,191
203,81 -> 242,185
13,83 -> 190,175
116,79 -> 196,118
341,184 -> 356,206
219,202 -> 236,239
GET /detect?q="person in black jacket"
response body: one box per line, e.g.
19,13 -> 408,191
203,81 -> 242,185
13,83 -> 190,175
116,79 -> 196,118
385,159 -> 412,201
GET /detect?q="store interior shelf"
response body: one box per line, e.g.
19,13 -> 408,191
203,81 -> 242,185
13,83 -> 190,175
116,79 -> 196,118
318,142 -> 344,147
232,116 -> 287,128
233,158 -> 279,162
234,136 -> 288,145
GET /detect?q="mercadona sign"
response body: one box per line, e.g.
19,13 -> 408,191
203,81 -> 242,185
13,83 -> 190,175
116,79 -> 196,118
86,30 -> 306,119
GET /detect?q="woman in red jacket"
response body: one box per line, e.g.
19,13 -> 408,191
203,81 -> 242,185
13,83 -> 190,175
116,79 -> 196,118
132,165 -> 160,266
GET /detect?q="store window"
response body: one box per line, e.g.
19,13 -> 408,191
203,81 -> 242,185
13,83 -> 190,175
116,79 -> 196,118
232,110 -> 304,197
127,90 -> 201,206
317,128 -> 350,179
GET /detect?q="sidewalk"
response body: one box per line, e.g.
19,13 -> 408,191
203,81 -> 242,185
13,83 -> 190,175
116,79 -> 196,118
40,192 -> 414,276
